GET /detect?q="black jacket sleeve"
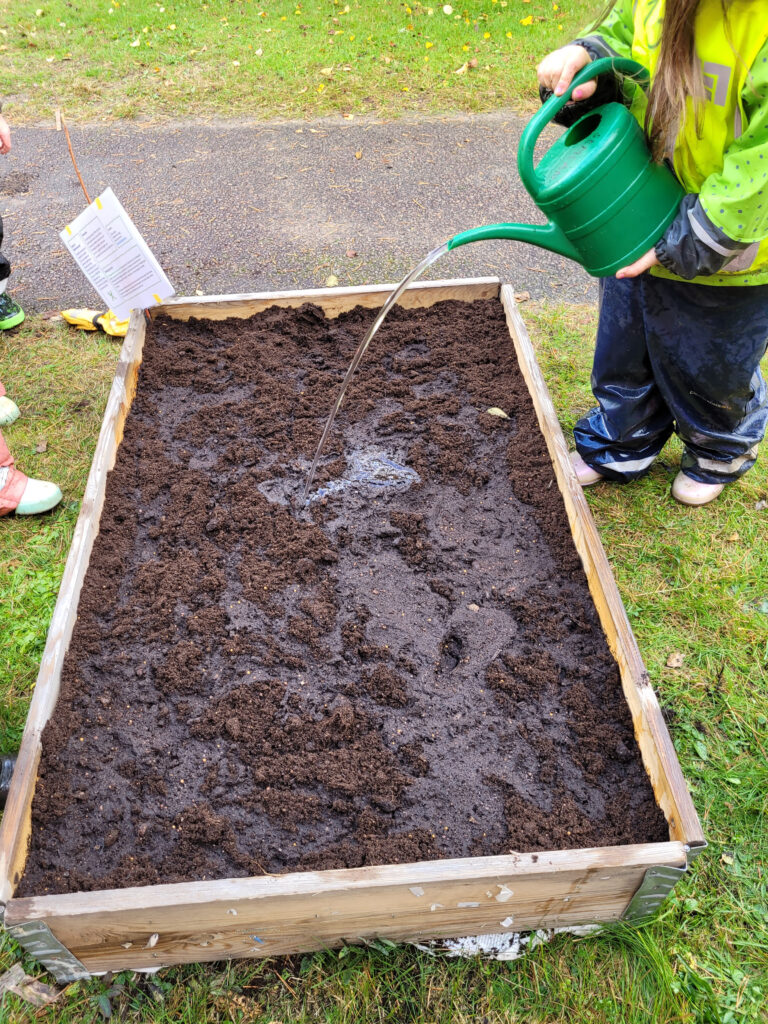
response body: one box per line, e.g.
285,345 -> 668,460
655,194 -> 754,279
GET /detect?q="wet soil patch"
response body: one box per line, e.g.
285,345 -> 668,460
19,298 -> 667,896
0,170 -> 36,196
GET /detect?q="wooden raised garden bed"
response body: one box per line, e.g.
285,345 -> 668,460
0,279 -> 704,981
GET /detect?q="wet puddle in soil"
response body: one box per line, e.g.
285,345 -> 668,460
259,449 -> 421,507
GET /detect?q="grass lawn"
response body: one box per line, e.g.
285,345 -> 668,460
0,306 -> 766,1023
1,0 -> 595,122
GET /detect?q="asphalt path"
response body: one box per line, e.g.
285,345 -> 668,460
1,112 -> 598,313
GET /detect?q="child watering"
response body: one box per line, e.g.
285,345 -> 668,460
537,0 -> 768,506
0,109 -> 62,517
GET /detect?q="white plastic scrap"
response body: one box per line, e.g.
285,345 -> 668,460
414,924 -> 602,962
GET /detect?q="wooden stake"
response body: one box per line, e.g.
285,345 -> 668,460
60,114 -> 91,205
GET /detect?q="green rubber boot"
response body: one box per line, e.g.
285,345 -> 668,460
0,294 -> 25,330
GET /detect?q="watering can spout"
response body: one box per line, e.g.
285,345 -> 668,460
447,220 -> 582,264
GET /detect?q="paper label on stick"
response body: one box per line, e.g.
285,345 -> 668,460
60,187 -> 175,318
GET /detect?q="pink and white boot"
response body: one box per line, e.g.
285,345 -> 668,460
0,379 -> 20,427
0,429 -> 62,516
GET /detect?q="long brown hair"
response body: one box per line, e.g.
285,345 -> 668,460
592,0 -> 731,159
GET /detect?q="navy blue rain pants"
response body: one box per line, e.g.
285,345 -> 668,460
574,275 -> 768,485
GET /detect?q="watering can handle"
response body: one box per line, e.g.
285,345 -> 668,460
518,57 -> 649,194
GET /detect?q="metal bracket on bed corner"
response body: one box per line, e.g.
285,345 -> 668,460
685,839 -> 708,862
622,839 -> 708,925
6,920 -> 91,983
622,864 -> 688,924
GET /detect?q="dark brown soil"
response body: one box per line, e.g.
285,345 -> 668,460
18,298 -> 667,897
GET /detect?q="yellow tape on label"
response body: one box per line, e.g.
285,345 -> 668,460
95,196 -> 103,210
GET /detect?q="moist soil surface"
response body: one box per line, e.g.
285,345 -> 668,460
19,297 -> 668,896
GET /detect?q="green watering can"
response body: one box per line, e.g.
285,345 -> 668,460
447,57 -> 684,276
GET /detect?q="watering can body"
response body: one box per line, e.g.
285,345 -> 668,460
448,58 -> 684,276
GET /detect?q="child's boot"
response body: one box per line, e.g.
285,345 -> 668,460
570,451 -> 604,486
0,293 -> 24,330
671,472 -> 725,506
0,380 -> 20,427
0,431 -> 62,516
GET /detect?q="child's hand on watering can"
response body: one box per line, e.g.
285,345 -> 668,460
616,247 -> 661,278
537,45 -> 595,101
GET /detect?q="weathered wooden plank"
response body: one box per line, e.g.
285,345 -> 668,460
0,313 -> 149,908
6,843 -> 687,973
153,278 -> 502,322
500,285 -> 704,849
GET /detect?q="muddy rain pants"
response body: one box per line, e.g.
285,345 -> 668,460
573,275 -> 768,485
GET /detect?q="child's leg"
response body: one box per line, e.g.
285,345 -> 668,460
0,213 -> 23,330
0,211 -> 10,293
573,277 -> 675,482
641,278 -> 768,485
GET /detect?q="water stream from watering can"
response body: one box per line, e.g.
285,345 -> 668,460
301,240 -> 449,505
